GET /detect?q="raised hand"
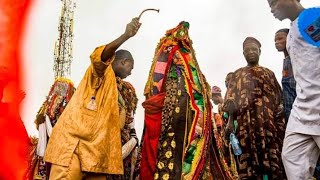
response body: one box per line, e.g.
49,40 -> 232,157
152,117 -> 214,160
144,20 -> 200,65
123,17 -> 141,38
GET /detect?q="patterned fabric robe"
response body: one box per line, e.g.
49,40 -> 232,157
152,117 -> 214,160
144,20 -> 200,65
44,45 -> 124,174
135,22 -> 234,180
223,65 -> 286,179
106,78 -> 139,180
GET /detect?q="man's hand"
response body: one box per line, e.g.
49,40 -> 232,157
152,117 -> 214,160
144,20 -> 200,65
123,17 -> 141,38
223,118 -> 235,141
101,17 -> 141,62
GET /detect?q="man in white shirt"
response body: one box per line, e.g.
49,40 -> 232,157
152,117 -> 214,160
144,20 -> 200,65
267,0 -> 320,179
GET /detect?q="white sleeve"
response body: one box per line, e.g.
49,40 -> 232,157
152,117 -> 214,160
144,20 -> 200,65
122,138 -> 137,159
36,122 -> 47,157
45,115 -> 53,137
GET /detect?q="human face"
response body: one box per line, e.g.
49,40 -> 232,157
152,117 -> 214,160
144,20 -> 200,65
267,0 -> 292,21
117,59 -> 134,79
243,43 -> 260,66
275,32 -> 288,52
212,94 -> 222,105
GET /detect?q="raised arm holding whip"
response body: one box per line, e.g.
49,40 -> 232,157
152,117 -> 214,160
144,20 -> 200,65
44,9 -> 159,180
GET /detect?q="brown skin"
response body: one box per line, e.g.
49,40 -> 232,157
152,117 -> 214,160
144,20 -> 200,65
113,59 -> 134,79
212,94 -> 223,105
225,72 -> 234,88
225,114 -> 235,138
275,31 -> 289,58
267,0 -> 304,21
225,42 -> 261,139
243,42 -> 261,67
100,17 -> 141,79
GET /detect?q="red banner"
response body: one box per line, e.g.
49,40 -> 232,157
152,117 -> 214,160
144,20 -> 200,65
0,0 -> 33,179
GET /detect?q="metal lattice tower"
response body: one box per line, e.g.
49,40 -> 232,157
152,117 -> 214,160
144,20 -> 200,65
53,0 -> 76,79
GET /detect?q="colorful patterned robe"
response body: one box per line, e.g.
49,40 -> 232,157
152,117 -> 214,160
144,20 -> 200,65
135,22 -> 234,180
223,65 -> 286,179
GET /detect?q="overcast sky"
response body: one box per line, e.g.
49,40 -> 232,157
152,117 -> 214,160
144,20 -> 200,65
22,0 -> 319,138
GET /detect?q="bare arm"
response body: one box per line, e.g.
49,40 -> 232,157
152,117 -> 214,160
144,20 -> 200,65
223,72 -> 238,140
101,17 -> 141,62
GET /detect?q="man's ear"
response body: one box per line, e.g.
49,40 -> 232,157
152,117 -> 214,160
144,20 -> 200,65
120,59 -> 127,65
122,58 -> 132,65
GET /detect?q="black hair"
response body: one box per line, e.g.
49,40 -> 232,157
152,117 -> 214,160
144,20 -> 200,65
114,49 -> 133,62
276,28 -> 289,34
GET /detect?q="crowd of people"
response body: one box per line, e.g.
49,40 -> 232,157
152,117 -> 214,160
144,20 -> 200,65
1,0 -> 319,179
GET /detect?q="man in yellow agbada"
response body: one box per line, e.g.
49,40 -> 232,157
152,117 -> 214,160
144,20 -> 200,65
44,18 -> 141,179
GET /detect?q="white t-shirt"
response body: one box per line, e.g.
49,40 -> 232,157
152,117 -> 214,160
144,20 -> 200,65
212,103 -> 219,114
286,18 -> 320,135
